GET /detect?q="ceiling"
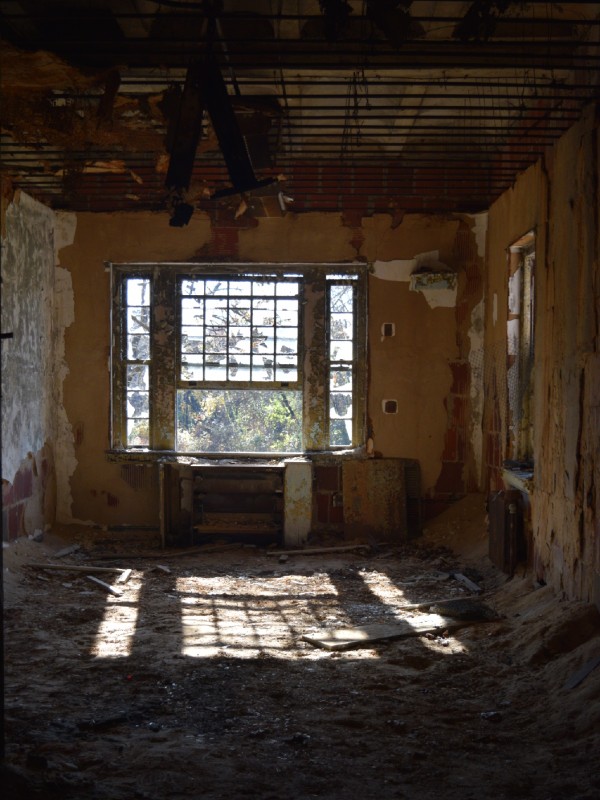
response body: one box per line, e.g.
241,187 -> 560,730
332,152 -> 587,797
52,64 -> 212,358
1,1 -> 599,222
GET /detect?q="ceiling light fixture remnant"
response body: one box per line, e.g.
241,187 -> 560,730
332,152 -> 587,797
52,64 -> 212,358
165,60 -> 206,227
453,0 -> 513,42
365,1 -> 424,48
319,0 -> 353,42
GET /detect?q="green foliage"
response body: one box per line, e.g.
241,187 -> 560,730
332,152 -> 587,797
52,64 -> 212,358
177,389 -> 302,452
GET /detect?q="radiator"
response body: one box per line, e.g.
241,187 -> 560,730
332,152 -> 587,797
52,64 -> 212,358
488,489 -> 525,574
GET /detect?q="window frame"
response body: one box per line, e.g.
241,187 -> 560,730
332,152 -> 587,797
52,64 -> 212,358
110,262 -> 367,456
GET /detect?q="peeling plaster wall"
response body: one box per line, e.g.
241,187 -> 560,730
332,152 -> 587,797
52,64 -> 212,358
59,212 -> 212,526
56,208 -> 483,528
1,191 -> 57,538
485,105 -> 600,603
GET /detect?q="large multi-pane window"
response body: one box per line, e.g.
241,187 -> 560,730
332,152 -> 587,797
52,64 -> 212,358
111,264 -> 366,454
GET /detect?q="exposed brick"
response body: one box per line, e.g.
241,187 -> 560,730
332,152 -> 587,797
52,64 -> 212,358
450,362 -> 470,395
314,465 -> 340,492
456,430 -> 467,462
450,396 -> 468,428
8,503 -> 24,540
442,429 -> 458,462
14,466 -> 33,502
2,480 -> 14,506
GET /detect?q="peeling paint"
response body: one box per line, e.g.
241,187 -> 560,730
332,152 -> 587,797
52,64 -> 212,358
1,192 -> 55,480
409,271 -> 458,309
372,250 -> 444,282
470,212 -> 488,259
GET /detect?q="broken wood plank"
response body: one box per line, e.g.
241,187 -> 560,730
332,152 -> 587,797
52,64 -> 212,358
154,564 -> 172,574
451,572 -> 483,594
563,654 -> 600,690
94,544 -> 240,560
115,568 -> 133,584
30,563 -> 126,574
267,544 -> 371,557
302,614 -> 462,651
86,575 -> 123,597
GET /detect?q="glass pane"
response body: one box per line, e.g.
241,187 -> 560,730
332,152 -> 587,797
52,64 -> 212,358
276,299 -> 298,326
330,419 -> 352,447
330,340 -> 353,362
229,304 -> 251,325
330,284 -> 353,313
330,313 -> 353,340
181,298 -> 204,325
330,369 -> 352,391
230,327 -> 251,354
275,361 -> 298,381
228,280 -> 252,296
126,278 -> 150,307
253,300 -> 275,325
127,418 -> 150,447
127,306 -> 150,334
276,281 -> 299,296
330,392 -> 352,419
205,365 -> 227,381
127,334 -> 150,361
181,279 -> 204,296
204,332 -> 227,354
252,356 -> 274,381
254,327 -> 275,354
181,358 -> 204,381
253,281 -> 275,297
205,299 -> 227,325
176,389 -> 302,452
228,356 -> 251,381
127,390 -> 149,418
127,364 -> 149,390
206,279 -> 227,296
181,331 -> 203,354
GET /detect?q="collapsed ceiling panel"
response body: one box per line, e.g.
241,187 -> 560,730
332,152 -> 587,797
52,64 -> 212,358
0,1 -> 598,218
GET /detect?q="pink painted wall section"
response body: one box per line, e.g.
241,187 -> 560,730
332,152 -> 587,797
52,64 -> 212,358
2,445 -> 56,541
485,104 -> 600,604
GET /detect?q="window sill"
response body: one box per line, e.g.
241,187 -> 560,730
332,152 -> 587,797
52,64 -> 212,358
105,446 -> 366,464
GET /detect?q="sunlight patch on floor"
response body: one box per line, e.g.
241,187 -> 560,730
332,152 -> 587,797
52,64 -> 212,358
177,573 -> 344,659
92,582 -> 141,658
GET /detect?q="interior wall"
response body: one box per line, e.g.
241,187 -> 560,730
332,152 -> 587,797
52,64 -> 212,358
484,103 -> 599,604
39,207 -> 484,529
1,191 -> 58,539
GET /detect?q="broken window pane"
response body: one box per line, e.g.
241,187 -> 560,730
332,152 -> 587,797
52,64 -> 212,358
127,334 -> 150,361
126,278 -> 150,307
127,418 -> 149,447
127,364 -> 149,390
127,307 -> 150,334
330,340 -> 353,362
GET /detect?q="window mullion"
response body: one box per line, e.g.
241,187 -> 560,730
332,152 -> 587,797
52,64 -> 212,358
303,274 -> 328,450
151,267 -> 176,450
